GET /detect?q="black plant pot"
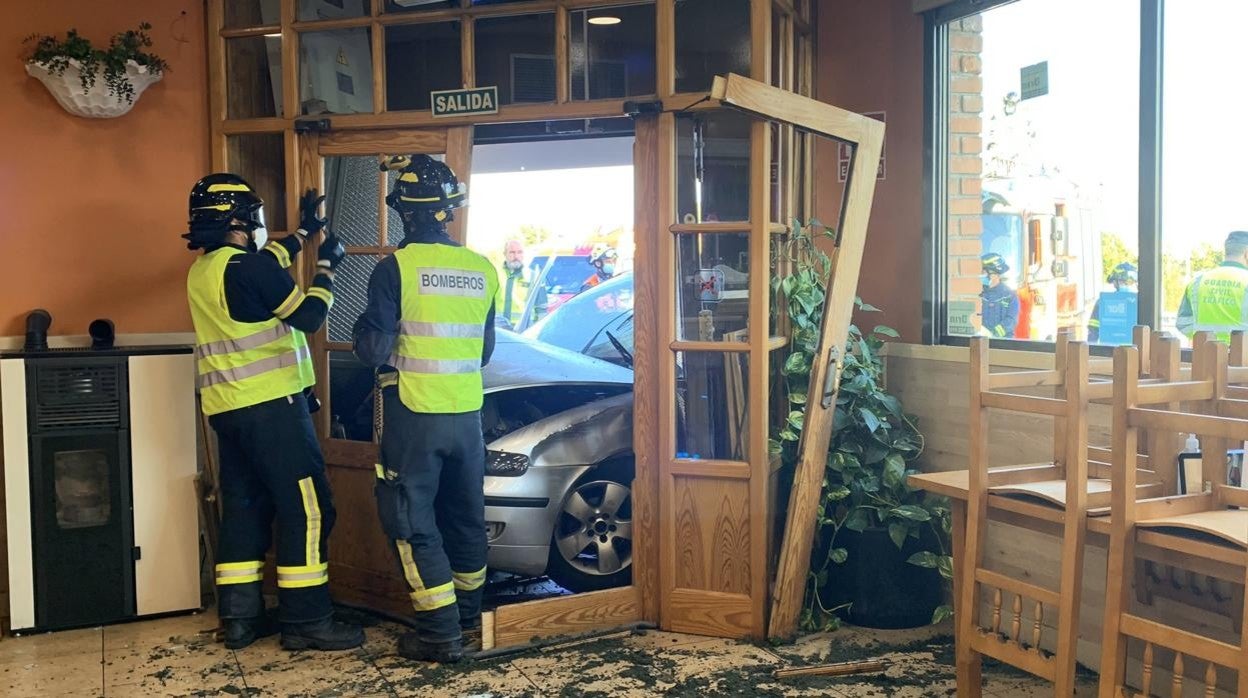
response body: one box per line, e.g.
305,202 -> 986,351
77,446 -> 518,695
818,525 -> 944,630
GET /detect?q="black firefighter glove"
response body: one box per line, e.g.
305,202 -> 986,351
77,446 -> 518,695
298,188 -> 329,238
317,232 -> 346,272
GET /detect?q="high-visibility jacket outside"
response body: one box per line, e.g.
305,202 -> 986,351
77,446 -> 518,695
498,266 -> 534,327
391,244 -> 498,414
188,247 -> 314,416
1176,261 -> 1248,343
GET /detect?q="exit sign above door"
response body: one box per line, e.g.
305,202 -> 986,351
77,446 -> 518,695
431,86 -> 499,118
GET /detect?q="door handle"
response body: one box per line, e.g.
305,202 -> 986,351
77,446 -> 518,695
821,347 -> 843,409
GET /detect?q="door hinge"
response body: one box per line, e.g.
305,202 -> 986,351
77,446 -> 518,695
294,117 -> 332,134
133,546 -> 142,561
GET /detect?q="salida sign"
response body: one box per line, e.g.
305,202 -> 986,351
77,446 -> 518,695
431,86 -> 499,118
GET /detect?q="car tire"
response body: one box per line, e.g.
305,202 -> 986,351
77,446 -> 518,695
546,457 -> 634,593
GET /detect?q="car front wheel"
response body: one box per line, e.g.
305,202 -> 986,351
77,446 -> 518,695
546,459 -> 633,593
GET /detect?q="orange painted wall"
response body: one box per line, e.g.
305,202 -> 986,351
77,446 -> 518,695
817,0 -> 926,341
0,1 -> 207,338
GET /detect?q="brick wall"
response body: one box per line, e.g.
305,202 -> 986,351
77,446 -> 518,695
947,15 -> 985,328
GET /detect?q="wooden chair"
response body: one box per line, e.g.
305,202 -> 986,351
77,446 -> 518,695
958,330 -> 1171,697
1100,341 -> 1248,698
959,335 -> 1098,697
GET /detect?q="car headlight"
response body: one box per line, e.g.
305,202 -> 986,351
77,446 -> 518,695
486,450 -> 531,477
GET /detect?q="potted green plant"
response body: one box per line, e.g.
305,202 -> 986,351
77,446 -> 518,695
771,221 -> 953,632
24,23 -> 167,118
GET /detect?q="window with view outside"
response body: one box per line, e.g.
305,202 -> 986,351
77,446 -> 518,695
1162,3 -> 1248,347
943,0 -> 1139,344
466,137 -> 635,332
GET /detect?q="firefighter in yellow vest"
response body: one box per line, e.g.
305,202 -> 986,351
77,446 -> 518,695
1177,231 -> 1248,342
184,174 -> 363,651
353,155 -> 498,663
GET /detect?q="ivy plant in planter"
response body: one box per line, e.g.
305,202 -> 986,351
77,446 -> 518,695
770,220 -> 954,632
24,23 -> 167,118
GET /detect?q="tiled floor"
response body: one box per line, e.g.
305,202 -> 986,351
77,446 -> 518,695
0,610 -> 1074,697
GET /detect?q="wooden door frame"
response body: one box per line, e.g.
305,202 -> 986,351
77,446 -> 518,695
300,123 -> 653,649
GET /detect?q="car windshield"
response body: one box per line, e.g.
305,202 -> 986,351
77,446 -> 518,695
525,272 -> 634,358
531,255 -> 593,294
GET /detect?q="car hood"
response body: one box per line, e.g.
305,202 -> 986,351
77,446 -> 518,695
483,330 -> 634,393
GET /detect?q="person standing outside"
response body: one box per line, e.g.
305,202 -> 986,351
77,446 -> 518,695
1177,231 -> 1248,342
353,155 -> 498,663
498,239 -> 547,329
1088,262 -> 1138,343
979,252 -> 1020,339
184,174 -> 364,651
581,243 -> 619,291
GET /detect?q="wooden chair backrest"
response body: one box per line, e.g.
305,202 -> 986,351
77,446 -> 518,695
1112,341 -> 1248,525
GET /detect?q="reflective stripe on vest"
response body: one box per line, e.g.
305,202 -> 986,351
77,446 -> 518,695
188,247 -> 315,415
1188,265 -> 1248,343
498,270 -> 530,326
198,343 -> 312,388
393,245 -> 498,414
397,321 -> 486,339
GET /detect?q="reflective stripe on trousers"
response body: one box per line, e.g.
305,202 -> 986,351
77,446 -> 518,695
216,560 -> 264,585
276,562 -> 329,589
298,477 -> 323,569
452,567 -> 486,591
198,344 -> 312,389
396,540 -> 458,612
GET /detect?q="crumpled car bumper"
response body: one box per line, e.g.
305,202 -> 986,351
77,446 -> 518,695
484,463 -> 590,577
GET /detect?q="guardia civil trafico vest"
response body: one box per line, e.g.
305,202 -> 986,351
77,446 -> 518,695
1185,263 -> 1248,343
391,244 -> 499,414
187,247 -> 314,416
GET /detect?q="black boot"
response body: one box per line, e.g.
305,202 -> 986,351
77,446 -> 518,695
222,612 -> 279,650
398,632 -> 464,663
280,617 -> 365,651
218,582 -> 273,650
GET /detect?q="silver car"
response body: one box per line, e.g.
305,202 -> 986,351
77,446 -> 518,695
481,326 -> 635,592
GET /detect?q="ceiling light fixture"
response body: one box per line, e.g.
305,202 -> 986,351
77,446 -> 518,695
264,32 -> 281,37
588,16 -> 622,25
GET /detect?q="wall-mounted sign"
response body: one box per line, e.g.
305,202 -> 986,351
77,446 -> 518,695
947,300 -> 977,337
697,269 -> 724,302
838,111 -> 886,182
1095,290 -> 1138,346
431,86 -> 499,118
1020,61 -> 1049,100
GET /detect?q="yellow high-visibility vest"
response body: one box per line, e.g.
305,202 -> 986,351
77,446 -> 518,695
497,266 -> 532,327
1184,263 -> 1248,343
187,247 -> 314,415
392,244 -> 498,414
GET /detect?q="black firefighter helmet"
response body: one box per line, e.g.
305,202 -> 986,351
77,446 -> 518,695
183,173 -> 267,250
381,154 -> 467,226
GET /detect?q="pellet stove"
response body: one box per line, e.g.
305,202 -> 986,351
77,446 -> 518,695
2,346 -> 199,632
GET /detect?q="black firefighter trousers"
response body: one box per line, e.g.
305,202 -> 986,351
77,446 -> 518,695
211,394 -> 337,624
374,386 -> 487,643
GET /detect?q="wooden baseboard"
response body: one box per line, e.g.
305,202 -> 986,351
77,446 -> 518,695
492,586 -> 640,648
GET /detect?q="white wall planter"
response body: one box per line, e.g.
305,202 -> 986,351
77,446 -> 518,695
25,58 -> 162,119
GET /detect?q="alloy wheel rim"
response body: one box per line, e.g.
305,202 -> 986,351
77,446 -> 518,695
555,480 -> 634,576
